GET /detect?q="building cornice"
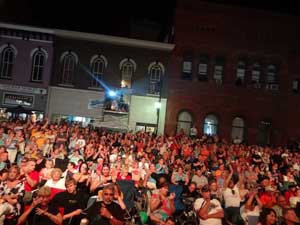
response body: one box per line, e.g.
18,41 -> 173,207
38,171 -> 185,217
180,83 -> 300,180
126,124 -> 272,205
0,22 -> 175,52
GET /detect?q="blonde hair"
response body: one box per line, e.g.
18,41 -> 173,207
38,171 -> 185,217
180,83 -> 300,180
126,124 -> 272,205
51,168 -> 62,177
37,186 -> 51,196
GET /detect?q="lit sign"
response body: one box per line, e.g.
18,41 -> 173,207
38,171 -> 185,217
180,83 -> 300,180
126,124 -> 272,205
3,93 -> 34,107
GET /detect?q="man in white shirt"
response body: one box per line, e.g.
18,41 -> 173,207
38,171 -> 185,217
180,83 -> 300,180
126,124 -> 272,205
194,185 -> 224,225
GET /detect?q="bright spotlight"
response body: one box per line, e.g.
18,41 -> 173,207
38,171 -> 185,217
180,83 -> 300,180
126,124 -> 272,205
108,91 -> 116,97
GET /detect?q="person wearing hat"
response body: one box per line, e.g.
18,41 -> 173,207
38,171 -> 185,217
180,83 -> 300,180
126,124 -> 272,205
194,184 -> 224,225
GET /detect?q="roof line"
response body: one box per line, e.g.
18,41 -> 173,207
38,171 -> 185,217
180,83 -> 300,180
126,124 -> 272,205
0,22 -> 175,51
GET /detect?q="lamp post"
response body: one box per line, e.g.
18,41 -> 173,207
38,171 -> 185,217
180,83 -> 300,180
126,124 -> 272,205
155,101 -> 161,135
155,75 -> 163,135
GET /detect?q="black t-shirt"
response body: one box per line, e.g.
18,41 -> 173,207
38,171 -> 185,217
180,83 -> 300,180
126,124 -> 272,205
35,159 -> 46,172
27,204 -> 59,225
85,201 -> 124,225
52,191 -> 88,225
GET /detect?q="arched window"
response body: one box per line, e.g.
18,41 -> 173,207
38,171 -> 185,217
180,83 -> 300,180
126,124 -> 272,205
251,63 -> 261,84
236,60 -> 246,84
90,55 -> 107,88
31,49 -> 46,82
148,62 -> 164,95
257,120 -> 271,145
60,51 -> 77,85
120,58 -> 136,88
176,111 -> 193,135
0,46 -> 15,79
231,117 -> 245,143
266,64 -> 277,84
203,114 -> 218,135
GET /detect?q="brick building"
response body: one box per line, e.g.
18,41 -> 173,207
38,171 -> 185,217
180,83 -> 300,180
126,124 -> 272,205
165,0 -> 300,145
48,29 -> 174,133
0,23 -> 54,118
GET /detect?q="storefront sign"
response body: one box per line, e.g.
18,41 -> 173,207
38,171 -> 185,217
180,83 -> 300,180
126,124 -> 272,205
3,93 -> 34,107
0,84 -> 47,95
88,99 -> 104,109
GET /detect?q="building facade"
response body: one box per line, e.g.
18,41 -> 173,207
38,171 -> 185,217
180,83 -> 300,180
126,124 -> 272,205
48,30 -> 174,133
165,0 -> 300,145
0,23 -> 54,118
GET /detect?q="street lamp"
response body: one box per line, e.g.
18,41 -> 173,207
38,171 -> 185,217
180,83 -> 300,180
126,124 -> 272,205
155,101 -> 161,135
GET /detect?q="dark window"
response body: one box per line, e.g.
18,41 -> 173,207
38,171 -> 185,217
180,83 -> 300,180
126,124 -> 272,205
0,46 -> 15,79
31,50 -> 45,82
90,56 -> 105,88
60,52 -> 76,85
149,63 -> 163,95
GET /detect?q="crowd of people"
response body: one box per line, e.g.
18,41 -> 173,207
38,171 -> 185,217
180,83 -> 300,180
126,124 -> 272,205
0,117 -> 299,225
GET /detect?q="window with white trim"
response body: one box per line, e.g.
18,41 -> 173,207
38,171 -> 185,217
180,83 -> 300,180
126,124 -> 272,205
252,63 -> 261,84
182,56 -> 192,80
266,64 -> 277,84
203,114 -> 218,135
0,46 -> 15,79
149,63 -> 163,95
231,117 -> 245,143
177,111 -> 193,135
90,56 -> 105,88
60,52 -> 77,85
198,55 -> 209,81
121,60 -> 134,88
31,49 -> 45,82
213,57 -> 225,83
236,60 -> 246,84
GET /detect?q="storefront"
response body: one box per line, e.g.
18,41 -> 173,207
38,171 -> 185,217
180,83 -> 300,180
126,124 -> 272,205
128,95 -> 167,135
0,84 -> 47,120
46,86 -> 105,125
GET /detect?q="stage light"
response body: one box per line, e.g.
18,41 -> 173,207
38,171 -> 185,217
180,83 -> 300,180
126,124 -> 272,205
108,90 -> 117,97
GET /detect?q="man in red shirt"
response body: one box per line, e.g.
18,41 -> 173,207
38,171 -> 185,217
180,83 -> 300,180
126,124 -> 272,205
23,158 -> 39,204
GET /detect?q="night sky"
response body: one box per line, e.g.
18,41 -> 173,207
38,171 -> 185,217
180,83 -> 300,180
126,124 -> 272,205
0,0 -> 299,40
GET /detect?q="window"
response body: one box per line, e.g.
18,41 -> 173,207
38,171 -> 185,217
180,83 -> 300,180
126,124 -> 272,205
257,120 -> 271,145
231,117 -> 245,143
213,57 -> 225,83
148,62 -> 164,95
251,63 -> 261,84
236,60 -> 246,85
60,51 -> 78,85
181,56 -> 192,80
90,55 -> 107,88
198,55 -> 209,81
266,64 -> 277,84
176,111 -> 193,135
292,79 -> 300,94
203,114 -> 218,135
31,49 -> 46,82
0,46 -> 15,79
120,58 -> 136,88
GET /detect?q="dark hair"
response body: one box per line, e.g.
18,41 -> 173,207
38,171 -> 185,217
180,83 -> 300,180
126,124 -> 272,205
158,181 -> 169,189
258,208 -> 276,225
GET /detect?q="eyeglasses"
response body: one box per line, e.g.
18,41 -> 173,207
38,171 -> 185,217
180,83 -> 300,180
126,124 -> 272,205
231,190 -> 235,195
